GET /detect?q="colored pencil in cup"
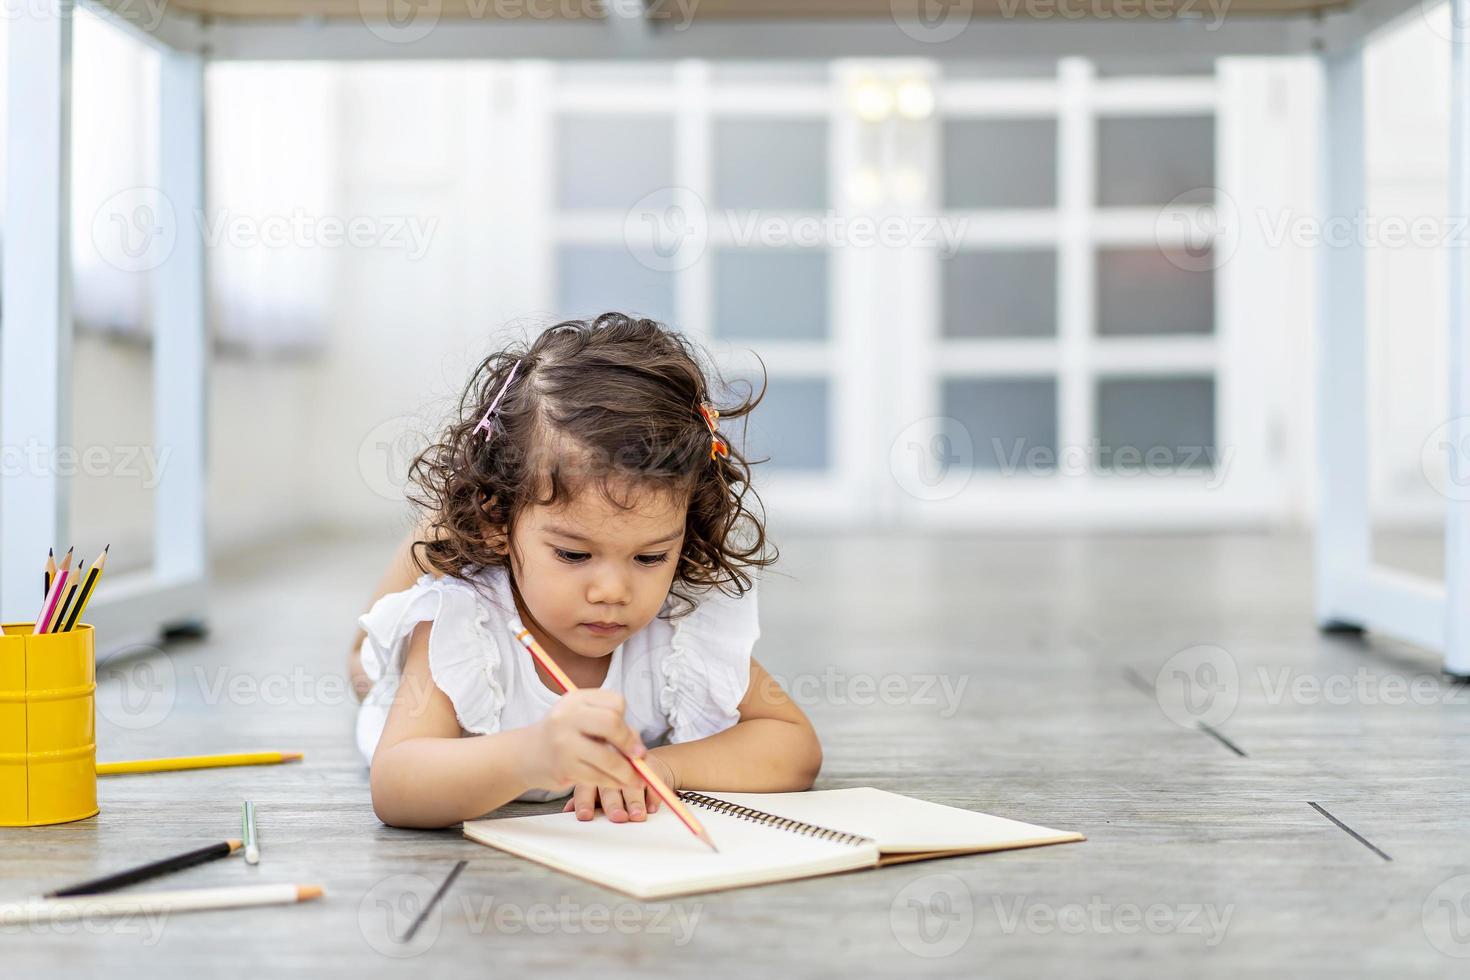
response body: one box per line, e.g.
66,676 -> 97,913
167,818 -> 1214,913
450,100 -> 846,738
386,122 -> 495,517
43,547 -> 75,633
508,618 -> 718,852
39,572 -> 67,633
34,546 -> 72,634
44,547 -> 55,600
53,563 -> 82,633
62,544 -> 107,632
96,751 -> 304,775
3,883 -> 323,925
45,839 -> 243,897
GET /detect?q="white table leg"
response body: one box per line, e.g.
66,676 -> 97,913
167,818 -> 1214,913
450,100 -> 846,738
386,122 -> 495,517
1315,43 -> 1371,635
0,4 -> 72,622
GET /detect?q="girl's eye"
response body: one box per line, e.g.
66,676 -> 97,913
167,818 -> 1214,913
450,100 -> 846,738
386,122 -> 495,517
552,548 -> 669,567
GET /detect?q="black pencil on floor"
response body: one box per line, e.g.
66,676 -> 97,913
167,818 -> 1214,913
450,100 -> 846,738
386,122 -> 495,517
44,839 -> 244,898
401,861 -> 467,943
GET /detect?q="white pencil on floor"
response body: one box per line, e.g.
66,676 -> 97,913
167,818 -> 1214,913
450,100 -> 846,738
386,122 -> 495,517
1,883 -> 323,924
243,801 -> 260,865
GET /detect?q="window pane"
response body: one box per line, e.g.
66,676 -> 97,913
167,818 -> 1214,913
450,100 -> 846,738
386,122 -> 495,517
712,119 -> 828,211
1096,377 -> 1215,471
942,378 -> 1057,472
724,376 -> 830,471
713,249 -> 828,340
1096,248 -> 1213,336
556,245 -> 675,324
709,63 -> 828,85
942,250 -> 1056,338
942,119 -> 1057,209
556,115 -> 673,209
1096,116 -> 1213,207
941,63 -> 1059,80
558,64 -> 675,86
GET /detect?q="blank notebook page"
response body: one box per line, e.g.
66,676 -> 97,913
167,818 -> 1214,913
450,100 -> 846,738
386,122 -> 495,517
707,787 -> 1084,853
464,803 -> 877,899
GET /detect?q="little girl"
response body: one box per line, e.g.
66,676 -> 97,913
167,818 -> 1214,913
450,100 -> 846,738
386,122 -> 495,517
353,313 -> 822,829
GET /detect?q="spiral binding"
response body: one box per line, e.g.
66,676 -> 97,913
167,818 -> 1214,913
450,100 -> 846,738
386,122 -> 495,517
677,792 -> 875,848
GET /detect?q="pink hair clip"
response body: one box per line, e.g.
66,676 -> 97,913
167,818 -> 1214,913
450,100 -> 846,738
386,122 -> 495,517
474,358 -> 523,441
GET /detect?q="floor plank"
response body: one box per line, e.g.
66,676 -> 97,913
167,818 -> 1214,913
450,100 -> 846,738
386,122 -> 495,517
5,529 -> 1467,977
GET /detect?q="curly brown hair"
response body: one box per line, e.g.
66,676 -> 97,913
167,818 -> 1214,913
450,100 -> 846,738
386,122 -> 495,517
406,312 -> 778,618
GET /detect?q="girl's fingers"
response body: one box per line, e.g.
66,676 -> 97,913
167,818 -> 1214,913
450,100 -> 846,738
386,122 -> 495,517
572,783 -> 599,820
625,787 -> 647,821
575,710 -> 646,759
563,784 -> 657,819
577,753 -> 626,791
584,741 -> 642,789
599,787 -> 629,823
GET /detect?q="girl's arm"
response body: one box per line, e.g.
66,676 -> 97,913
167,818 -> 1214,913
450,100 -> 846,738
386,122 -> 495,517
370,620 -> 650,829
564,658 -> 822,822
349,521 -> 431,700
650,657 -> 822,792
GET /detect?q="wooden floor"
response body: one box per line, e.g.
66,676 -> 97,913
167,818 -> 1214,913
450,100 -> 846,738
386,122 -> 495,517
7,529 -> 1469,977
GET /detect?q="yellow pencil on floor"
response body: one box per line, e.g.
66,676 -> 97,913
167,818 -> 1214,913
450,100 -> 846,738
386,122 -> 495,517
96,751 -> 304,775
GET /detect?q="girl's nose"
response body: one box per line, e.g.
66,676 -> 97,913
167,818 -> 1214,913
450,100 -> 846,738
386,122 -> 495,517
586,569 -> 631,607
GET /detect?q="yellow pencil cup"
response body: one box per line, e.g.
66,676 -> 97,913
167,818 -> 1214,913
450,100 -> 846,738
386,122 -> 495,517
0,623 -> 98,826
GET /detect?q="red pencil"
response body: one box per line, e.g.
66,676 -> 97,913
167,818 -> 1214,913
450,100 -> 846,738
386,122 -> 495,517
508,618 -> 718,852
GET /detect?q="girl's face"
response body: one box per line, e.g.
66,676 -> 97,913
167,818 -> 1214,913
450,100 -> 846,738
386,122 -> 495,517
505,483 -> 688,661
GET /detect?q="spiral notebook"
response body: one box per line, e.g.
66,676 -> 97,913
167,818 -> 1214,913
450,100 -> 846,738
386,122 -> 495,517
462,787 -> 1084,899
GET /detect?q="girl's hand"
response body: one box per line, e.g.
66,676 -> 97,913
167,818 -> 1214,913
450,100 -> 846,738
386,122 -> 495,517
522,689 -> 647,798
562,753 -> 676,823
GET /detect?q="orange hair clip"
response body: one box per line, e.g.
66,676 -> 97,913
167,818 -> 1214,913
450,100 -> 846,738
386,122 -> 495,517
697,401 -> 729,461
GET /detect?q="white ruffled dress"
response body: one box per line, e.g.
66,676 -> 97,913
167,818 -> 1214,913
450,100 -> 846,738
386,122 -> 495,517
354,564 -> 759,801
